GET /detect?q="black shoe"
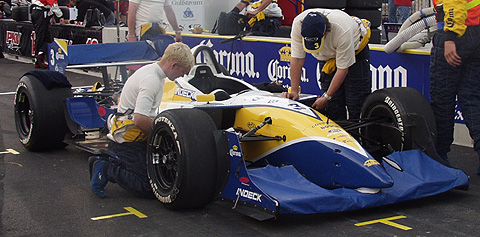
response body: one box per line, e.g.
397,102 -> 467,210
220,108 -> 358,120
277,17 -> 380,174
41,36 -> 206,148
34,53 -> 48,69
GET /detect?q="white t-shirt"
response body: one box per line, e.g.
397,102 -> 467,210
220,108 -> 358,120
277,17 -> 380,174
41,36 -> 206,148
130,0 -> 172,35
291,9 -> 364,69
118,63 -> 166,119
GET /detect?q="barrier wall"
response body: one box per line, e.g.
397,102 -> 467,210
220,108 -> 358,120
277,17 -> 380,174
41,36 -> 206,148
180,33 -> 430,95
0,19 -> 102,58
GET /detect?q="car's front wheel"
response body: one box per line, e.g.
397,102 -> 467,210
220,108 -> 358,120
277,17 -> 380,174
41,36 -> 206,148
147,109 -> 219,209
360,87 -> 437,159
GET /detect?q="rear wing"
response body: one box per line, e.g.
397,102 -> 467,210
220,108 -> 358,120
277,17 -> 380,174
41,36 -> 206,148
47,35 -> 174,85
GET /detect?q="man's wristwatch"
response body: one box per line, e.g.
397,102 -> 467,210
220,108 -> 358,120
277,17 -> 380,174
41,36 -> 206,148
321,92 -> 332,101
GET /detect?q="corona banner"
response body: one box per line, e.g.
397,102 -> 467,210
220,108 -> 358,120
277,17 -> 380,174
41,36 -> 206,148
181,35 -> 430,95
181,34 -> 464,124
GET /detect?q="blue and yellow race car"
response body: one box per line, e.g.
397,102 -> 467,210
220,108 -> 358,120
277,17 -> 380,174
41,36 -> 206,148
14,45 -> 468,220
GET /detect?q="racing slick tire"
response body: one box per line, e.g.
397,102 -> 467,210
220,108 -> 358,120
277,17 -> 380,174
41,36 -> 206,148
360,87 -> 436,159
147,109 -> 219,209
344,8 -> 382,28
346,0 -> 382,9
306,0 -> 346,9
14,75 -> 72,151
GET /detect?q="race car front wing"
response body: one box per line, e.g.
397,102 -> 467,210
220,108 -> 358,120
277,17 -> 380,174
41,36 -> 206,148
217,131 -> 469,220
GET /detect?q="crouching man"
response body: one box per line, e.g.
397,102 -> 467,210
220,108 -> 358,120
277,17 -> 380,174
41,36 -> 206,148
90,42 -> 194,198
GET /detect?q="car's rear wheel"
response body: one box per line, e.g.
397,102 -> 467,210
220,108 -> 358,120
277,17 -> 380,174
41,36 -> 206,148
14,75 -> 72,151
360,87 -> 436,159
147,109 -> 218,209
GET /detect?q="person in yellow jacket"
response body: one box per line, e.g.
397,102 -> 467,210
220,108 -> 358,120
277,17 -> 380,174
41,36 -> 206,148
282,9 -> 371,121
429,0 -> 480,174
230,0 -> 283,36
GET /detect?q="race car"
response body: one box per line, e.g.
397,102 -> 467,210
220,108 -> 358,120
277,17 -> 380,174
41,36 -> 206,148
14,44 -> 469,220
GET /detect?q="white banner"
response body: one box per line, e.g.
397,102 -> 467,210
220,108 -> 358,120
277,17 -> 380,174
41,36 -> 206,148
170,0 -> 205,32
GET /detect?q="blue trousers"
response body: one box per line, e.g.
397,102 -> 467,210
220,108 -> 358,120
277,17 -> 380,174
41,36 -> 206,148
318,46 -> 372,121
430,25 -> 480,155
106,141 -> 155,198
388,0 -> 398,23
397,6 -> 411,24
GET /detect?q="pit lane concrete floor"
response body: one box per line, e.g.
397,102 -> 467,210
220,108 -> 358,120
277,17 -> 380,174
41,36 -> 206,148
1,56 -> 480,236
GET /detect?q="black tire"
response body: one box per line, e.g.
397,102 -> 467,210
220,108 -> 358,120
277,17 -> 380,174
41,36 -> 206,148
147,109 -> 218,209
14,75 -> 72,151
344,8 -> 382,28
346,0 -> 382,9
11,6 -> 29,22
360,87 -> 436,158
306,0 -> 346,9
276,25 -> 292,38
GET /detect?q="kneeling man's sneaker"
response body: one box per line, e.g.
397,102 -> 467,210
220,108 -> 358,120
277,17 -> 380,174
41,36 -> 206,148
91,160 -> 108,198
88,156 -> 102,180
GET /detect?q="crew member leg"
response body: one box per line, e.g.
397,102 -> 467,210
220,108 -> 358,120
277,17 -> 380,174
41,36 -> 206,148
31,8 -> 51,68
344,46 -> 371,120
106,141 -> 155,198
397,6 -> 411,24
430,31 -> 459,162
319,65 -> 347,121
388,0 -> 398,23
454,26 -> 480,174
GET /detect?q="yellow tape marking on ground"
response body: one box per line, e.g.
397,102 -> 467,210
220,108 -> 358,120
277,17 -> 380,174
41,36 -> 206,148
5,162 -> 23,167
355,215 -> 412,231
91,207 -> 147,221
0,149 -> 20,155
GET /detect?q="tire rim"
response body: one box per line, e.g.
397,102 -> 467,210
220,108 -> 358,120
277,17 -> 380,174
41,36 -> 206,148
15,91 -> 32,137
363,104 -> 404,151
150,127 -> 178,192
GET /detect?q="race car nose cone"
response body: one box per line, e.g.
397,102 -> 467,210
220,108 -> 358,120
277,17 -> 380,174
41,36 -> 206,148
309,145 -> 394,189
264,140 -> 394,189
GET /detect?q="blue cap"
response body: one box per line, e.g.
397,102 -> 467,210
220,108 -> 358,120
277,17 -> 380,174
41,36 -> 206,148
301,12 -> 327,53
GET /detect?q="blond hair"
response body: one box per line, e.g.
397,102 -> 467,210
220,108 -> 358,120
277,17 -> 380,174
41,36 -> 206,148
160,42 -> 194,68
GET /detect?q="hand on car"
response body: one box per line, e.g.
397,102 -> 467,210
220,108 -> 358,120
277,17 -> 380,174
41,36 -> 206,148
312,96 -> 328,111
282,91 -> 299,101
